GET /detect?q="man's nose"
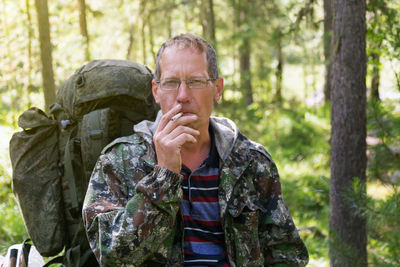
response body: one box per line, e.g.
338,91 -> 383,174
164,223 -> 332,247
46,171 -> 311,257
176,81 -> 191,102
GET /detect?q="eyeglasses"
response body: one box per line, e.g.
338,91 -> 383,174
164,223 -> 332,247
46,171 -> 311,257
156,77 -> 215,91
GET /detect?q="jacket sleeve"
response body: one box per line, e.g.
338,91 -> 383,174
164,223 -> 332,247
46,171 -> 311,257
82,142 -> 182,266
255,157 -> 309,266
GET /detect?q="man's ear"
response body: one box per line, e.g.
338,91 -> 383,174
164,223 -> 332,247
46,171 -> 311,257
152,80 -> 160,104
213,77 -> 223,102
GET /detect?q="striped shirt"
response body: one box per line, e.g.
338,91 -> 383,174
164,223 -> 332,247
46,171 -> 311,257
181,129 -> 229,267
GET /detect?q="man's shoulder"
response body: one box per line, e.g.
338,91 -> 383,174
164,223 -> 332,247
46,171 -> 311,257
101,133 -> 146,155
235,131 -> 273,163
210,115 -> 273,163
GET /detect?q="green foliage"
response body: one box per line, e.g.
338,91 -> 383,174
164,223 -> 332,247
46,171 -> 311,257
0,165 -> 27,256
344,177 -> 400,267
366,0 -> 400,93
365,101 -> 400,266
367,187 -> 400,266
367,101 -> 400,182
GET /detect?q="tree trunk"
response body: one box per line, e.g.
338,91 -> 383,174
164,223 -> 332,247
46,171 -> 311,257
78,0 -> 90,61
26,0 -> 33,107
240,38 -> 253,105
140,0 -> 147,65
208,0 -> 216,48
199,0 -> 208,39
275,35 -> 283,104
329,0 -> 367,266
238,0 -> 253,105
126,24 -> 136,60
166,5 -> 172,38
199,0 -> 217,49
370,52 -> 380,102
34,0 -> 56,112
324,0 -> 333,102
148,14 -> 156,65
141,21 -> 147,65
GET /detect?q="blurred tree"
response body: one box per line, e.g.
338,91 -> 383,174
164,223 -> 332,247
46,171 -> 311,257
233,0 -> 254,105
165,0 -> 173,37
127,23 -> 137,61
323,0 -> 332,102
366,0 -> 400,102
274,33 -> 283,103
148,2 -> 156,64
78,0 -> 90,61
25,0 -> 34,107
34,0 -> 56,111
140,0 -> 147,65
199,0 -> 216,50
370,52 -> 380,101
265,0 -> 296,105
367,0 -> 383,103
329,0 -> 367,266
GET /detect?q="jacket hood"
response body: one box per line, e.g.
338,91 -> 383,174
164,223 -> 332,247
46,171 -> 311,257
133,111 -> 239,162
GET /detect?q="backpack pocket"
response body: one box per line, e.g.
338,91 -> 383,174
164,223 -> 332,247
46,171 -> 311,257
9,107 -> 66,256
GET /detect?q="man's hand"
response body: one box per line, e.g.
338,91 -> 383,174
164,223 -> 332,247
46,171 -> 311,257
153,104 -> 199,173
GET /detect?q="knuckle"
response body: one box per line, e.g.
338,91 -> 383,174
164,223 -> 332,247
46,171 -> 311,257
160,115 -> 170,125
183,133 -> 193,139
165,141 -> 175,149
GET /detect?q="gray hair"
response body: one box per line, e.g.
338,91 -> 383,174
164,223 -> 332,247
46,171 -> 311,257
154,33 -> 218,81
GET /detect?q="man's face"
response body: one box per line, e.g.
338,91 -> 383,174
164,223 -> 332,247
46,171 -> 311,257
152,46 -> 223,131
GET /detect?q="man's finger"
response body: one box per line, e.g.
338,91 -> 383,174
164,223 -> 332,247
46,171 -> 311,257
158,104 -> 182,130
172,133 -> 198,147
168,125 -> 200,140
160,114 -> 198,136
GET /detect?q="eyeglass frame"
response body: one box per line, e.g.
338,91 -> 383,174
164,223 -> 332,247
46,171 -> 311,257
155,77 -> 216,91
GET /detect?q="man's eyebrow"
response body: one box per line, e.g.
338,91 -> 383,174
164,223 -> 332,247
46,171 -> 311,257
161,76 -> 179,80
161,75 -> 207,80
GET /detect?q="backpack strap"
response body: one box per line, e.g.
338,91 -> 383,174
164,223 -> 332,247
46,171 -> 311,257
42,245 -> 93,267
81,108 -> 118,181
21,239 -> 32,266
64,130 -> 80,214
9,248 -> 18,266
64,245 -> 93,267
43,256 -> 63,267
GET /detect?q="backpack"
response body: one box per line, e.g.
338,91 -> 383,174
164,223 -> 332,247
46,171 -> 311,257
9,59 -> 159,266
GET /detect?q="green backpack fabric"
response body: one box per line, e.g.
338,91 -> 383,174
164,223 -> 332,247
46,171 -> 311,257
9,59 -> 159,266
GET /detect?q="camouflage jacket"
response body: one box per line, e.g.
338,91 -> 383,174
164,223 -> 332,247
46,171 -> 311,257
82,113 -> 309,266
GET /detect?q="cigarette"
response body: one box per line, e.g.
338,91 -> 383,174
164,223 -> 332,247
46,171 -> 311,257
170,112 -> 183,121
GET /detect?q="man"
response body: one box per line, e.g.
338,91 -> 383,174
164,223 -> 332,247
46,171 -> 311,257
82,33 -> 308,266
